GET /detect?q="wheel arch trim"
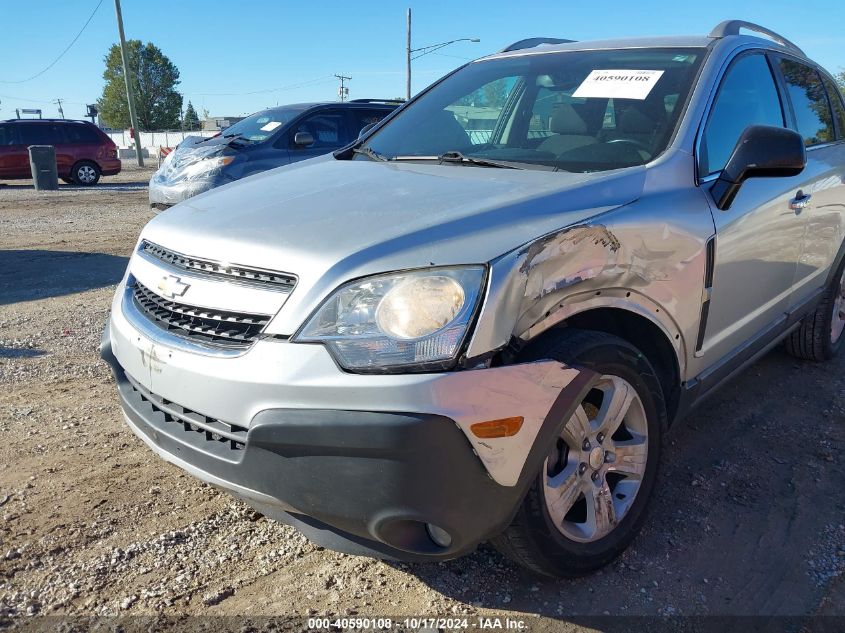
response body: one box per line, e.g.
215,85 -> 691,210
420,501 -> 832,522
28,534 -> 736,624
522,294 -> 687,378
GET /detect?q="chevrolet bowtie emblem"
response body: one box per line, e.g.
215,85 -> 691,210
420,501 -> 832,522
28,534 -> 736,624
157,275 -> 190,299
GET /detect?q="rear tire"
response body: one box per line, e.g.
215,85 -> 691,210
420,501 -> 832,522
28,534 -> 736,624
71,160 -> 100,186
492,329 -> 666,577
785,256 -> 845,361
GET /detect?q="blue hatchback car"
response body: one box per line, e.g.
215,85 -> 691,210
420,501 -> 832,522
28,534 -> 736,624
149,99 -> 399,208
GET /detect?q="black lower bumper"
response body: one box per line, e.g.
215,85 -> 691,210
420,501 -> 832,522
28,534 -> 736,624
100,327 -> 526,561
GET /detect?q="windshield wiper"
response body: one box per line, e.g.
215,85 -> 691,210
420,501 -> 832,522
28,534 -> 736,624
194,134 -> 220,144
437,151 -> 523,170
352,146 -> 389,162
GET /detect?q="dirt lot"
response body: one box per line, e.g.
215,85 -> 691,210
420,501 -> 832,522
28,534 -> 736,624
0,163 -> 843,631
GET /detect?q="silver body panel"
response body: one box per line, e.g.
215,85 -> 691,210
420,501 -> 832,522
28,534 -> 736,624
108,32 -> 845,491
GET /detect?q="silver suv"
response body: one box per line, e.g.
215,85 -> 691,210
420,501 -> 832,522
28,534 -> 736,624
101,21 -> 845,577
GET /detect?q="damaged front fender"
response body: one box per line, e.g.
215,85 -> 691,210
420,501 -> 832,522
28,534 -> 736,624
466,179 -> 715,381
431,361 -> 598,486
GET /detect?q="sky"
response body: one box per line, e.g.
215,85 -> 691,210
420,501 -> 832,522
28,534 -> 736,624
1,0 -> 843,122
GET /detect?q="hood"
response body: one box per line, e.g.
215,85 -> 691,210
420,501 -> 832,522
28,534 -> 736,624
141,156 -> 646,328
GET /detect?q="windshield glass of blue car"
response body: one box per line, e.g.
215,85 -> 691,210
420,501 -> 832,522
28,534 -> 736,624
219,109 -> 301,143
359,48 -> 704,172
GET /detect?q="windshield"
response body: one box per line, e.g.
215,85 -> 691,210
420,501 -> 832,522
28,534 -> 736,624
363,48 -> 704,172
218,108 -> 301,143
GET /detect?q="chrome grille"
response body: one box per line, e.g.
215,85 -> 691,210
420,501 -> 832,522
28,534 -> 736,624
132,280 -> 271,347
140,241 -> 297,291
125,372 -> 247,454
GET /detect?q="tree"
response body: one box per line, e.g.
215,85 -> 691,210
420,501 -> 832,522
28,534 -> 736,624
98,40 -> 182,130
837,70 -> 845,97
456,78 -> 511,108
779,60 -> 837,143
183,101 -> 200,131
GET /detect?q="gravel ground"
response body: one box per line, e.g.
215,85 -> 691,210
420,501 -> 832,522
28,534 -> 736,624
0,163 -> 843,631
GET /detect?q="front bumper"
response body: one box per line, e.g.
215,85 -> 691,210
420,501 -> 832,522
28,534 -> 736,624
102,289 -> 594,560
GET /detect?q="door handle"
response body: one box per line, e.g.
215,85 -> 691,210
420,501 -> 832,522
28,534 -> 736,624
789,190 -> 812,213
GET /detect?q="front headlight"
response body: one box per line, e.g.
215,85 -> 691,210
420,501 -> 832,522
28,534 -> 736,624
180,155 -> 235,179
295,267 -> 486,372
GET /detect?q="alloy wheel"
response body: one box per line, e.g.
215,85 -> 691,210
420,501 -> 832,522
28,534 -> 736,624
543,375 -> 649,543
77,165 -> 97,184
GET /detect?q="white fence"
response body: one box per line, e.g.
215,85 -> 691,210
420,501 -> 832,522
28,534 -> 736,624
106,129 -> 218,151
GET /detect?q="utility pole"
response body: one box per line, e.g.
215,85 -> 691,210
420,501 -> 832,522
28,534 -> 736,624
405,8 -> 477,103
334,74 -> 351,102
114,0 -> 144,166
53,98 -> 65,119
406,8 -> 412,102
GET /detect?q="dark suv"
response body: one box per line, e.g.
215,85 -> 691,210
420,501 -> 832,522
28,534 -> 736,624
0,119 -> 121,185
149,99 -> 400,208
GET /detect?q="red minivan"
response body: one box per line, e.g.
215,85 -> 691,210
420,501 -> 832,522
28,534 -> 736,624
0,119 -> 121,186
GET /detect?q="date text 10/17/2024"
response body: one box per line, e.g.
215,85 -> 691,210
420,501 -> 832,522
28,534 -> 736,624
307,616 -> 528,630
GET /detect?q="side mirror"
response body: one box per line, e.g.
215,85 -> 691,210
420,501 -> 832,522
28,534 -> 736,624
293,131 -> 315,147
710,125 -> 805,210
358,122 -> 378,139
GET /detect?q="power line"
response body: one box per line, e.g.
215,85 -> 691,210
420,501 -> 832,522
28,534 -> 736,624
191,75 -> 336,97
0,0 -> 105,84
3,75 -> 353,111
432,52 -> 475,61
0,93 -> 86,106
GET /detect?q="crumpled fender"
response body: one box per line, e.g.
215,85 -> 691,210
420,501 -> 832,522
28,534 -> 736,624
429,361 -> 599,486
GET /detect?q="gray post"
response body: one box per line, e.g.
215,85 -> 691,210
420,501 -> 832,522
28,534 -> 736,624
406,8 -> 411,102
114,0 -> 144,166
28,145 -> 58,191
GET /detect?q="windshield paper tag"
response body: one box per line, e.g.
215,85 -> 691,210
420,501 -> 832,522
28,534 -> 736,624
572,69 -> 664,100
260,121 -> 282,132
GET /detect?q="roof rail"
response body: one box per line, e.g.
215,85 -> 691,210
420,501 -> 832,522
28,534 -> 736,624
499,37 -> 576,53
709,20 -> 805,56
349,98 -> 405,104
7,118 -> 90,123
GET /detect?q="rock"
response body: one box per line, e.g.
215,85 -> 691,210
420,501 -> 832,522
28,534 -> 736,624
202,587 -> 234,606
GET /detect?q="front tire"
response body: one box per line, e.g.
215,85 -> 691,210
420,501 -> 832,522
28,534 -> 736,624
785,256 -> 845,361
492,329 -> 665,577
72,161 -> 101,186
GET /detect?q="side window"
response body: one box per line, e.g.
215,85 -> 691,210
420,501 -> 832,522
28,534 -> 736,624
349,109 -> 389,136
448,76 -> 519,145
778,59 -> 835,146
700,54 -> 784,176
65,124 -> 101,143
0,125 -> 12,145
820,76 -> 845,140
18,123 -> 66,146
292,111 -> 349,149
